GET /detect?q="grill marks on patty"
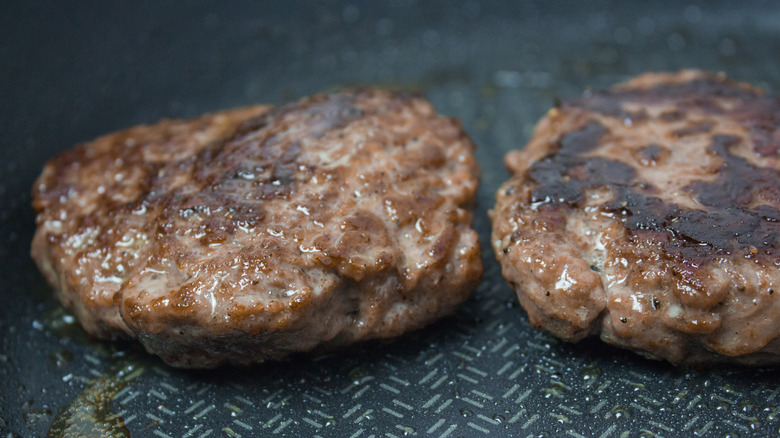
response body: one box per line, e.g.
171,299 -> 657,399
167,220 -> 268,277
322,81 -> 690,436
522,85 -> 780,266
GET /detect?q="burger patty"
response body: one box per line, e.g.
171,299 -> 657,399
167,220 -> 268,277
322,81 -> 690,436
32,89 -> 482,368
491,70 -> 780,366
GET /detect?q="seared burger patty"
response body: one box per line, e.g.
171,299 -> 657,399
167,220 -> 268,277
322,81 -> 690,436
491,71 -> 780,366
32,89 -> 482,368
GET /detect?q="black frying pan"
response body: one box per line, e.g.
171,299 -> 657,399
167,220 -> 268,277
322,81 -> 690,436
2,1 -> 779,436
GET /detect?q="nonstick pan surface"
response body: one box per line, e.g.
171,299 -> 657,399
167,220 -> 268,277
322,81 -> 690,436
2,1 -> 779,436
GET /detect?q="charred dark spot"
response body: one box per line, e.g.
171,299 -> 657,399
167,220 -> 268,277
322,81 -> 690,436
530,125 -> 635,206
569,92 -> 648,121
152,94 -> 380,246
558,121 -> 607,155
673,122 -> 713,137
598,145 -> 780,262
659,110 -> 683,121
527,119 -> 780,263
569,75 -> 778,157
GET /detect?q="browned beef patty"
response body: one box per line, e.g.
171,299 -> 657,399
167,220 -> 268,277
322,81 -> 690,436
32,89 -> 482,368
491,71 -> 780,366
